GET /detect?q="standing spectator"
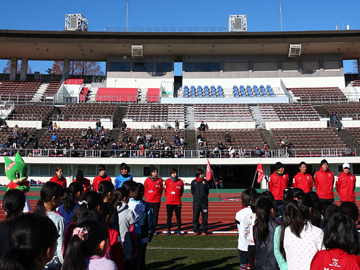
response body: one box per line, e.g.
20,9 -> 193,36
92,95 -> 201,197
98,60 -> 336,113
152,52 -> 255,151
332,113 -> 338,126
95,119 -> 101,131
191,168 -> 209,235
293,161 -> 313,193
56,107 -> 61,121
144,165 -> 163,233
164,168 -> 184,236
314,159 -> 335,204
92,165 -> 112,192
49,166 -> 67,189
175,120 -> 180,132
115,162 -> 133,189
73,169 -> 91,194
47,120 -> 53,132
336,163 -> 356,204
336,119 -> 343,132
269,162 -> 289,206
228,144 -> 235,158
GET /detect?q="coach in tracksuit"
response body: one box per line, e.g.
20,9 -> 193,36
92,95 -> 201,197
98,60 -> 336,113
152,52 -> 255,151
314,159 -> 335,204
336,162 -> 356,204
269,162 -> 289,206
191,168 -> 209,235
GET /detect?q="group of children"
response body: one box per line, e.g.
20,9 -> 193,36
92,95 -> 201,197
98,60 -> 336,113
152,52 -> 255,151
236,160 -> 360,270
0,162 -> 211,270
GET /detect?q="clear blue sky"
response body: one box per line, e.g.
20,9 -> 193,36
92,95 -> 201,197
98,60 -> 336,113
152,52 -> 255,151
0,0 -> 359,74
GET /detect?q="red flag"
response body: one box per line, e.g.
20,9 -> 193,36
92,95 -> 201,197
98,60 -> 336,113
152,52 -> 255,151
257,163 -> 265,183
206,159 -> 213,181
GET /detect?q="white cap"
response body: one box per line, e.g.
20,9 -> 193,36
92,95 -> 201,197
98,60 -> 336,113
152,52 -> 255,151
343,163 -> 350,169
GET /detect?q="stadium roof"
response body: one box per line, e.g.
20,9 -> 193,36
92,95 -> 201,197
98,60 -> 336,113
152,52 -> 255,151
1,29 -> 360,61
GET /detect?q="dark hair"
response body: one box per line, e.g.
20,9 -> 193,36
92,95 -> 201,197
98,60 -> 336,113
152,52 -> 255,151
137,183 -> 145,200
98,181 -> 114,199
170,168 -> 178,175
280,205 -> 292,260
63,182 -> 83,212
0,214 -> 58,270
62,220 -> 109,270
34,182 -> 64,216
321,201 -> 333,216
287,193 -> 313,238
77,210 -> 103,225
299,161 -> 307,168
2,189 -> 26,225
307,191 -> 319,200
340,202 -> 359,224
241,188 -> 257,207
122,180 -> 138,194
282,187 -> 294,207
324,213 -> 359,254
260,191 -> 280,217
310,197 -> 322,227
98,164 -> 106,172
323,204 -> 339,229
75,170 -> 84,182
82,191 -> 103,210
119,162 -> 129,171
112,188 -> 129,207
293,188 -> 304,198
195,168 -> 204,178
250,193 -> 261,213
256,198 -> 274,243
55,166 -> 63,172
99,202 -> 114,227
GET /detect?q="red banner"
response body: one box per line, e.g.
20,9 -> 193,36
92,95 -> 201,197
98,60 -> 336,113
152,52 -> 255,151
206,159 -> 213,181
257,163 -> 265,183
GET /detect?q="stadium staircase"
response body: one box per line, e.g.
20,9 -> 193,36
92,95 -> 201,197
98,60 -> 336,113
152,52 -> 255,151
31,82 -> 48,103
337,129 -> 360,149
249,106 -> 265,128
185,130 -> 197,150
259,129 -> 280,149
184,105 -> 195,129
313,105 -> 331,125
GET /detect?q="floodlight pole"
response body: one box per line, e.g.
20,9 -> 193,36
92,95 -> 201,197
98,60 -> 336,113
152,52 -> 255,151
126,0 -> 129,32
280,0 -> 283,31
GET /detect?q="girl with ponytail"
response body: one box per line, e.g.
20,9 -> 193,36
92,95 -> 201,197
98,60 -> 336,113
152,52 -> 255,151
0,214 -> 58,270
58,182 -> 84,226
284,193 -> 324,270
62,220 -> 117,270
34,181 -> 65,269
250,198 -> 280,270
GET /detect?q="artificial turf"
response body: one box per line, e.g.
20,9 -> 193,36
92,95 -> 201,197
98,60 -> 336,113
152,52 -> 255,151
146,235 -> 239,269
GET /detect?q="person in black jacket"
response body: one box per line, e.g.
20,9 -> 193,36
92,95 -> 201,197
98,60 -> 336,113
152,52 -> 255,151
191,168 -> 209,235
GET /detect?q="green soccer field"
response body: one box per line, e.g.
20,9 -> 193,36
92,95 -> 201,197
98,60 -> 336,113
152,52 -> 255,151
146,235 -> 239,269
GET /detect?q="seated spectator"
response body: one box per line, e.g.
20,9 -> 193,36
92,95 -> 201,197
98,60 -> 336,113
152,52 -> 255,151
95,119 -> 101,131
205,123 -> 209,131
93,133 -> 100,144
86,126 -> 93,140
100,130 -> 106,143
217,139 -> 224,150
213,145 -> 221,158
121,121 -> 127,132
228,144 -> 235,158
198,136 -> 203,146
149,151 -> 154,158
264,149 -> 271,158
12,126 -> 18,137
68,136 -> 74,145
283,136 -> 292,148
81,128 -> 87,139
51,132 -> 58,145
345,145 -> 353,156
175,120 -> 180,132
53,122 -> 57,130
262,142 -> 269,154
174,135 -> 181,146
47,120 -> 53,132
32,139 -> 39,149
144,139 -> 151,149
146,131 -> 153,142
158,136 -> 165,146
122,131 -> 129,143
200,121 -> 206,131
224,131 -> 231,142
284,146 -> 292,157
254,147 -> 261,157
239,147 -> 246,158
180,137 -> 185,146
0,119 -> 8,131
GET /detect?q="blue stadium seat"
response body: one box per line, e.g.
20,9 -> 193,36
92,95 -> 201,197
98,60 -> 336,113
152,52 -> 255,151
253,85 -> 261,97
247,85 -> 254,97
267,85 -> 275,97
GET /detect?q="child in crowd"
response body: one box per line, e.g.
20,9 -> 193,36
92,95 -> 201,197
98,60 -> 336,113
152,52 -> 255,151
191,168 -> 209,236
311,213 -> 360,269
284,193 -> 324,270
49,166 -> 67,188
138,183 -> 154,270
0,189 -> 25,258
235,188 -> 257,270
123,181 -> 144,270
58,182 -> 84,227
99,202 -> 124,270
62,220 -> 117,270
0,214 -> 59,270
93,165 -> 112,192
98,180 -> 119,232
144,165 -> 163,233
113,187 -> 137,270
73,170 -> 91,194
34,182 -> 65,270
164,168 -> 184,236
249,198 -> 280,270
115,163 -> 133,189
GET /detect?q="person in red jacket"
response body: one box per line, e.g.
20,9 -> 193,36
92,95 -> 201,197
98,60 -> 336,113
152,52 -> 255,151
311,213 -> 360,270
49,166 -> 67,188
164,168 -> 184,236
314,159 -> 335,204
144,165 -> 163,233
336,163 -> 356,203
268,162 -> 289,205
73,169 -> 91,194
93,164 -> 112,192
293,161 -> 313,193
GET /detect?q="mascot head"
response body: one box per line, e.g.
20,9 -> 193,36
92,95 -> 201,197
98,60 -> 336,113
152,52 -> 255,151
4,153 -> 28,185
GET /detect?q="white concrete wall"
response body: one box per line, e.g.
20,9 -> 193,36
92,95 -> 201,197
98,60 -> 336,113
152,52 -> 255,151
161,97 -> 289,104
194,121 -> 256,129
7,120 -> 42,129
265,120 -> 328,130
55,121 -> 113,130
341,120 -> 360,128
124,121 -> 184,130
106,78 -> 173,89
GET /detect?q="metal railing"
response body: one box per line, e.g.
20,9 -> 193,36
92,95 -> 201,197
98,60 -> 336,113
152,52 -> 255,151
51,114 -> 114,121
6,114 -> 43,121
104,27 -> 227,32
0,148 -> 357,158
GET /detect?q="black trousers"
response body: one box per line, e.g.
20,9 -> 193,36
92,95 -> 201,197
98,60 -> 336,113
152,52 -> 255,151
140,242 -> 147,270
319,198 -> 335,205
166,204 -> 182,231
193,202 -> 208,233
148,202 -> 161,229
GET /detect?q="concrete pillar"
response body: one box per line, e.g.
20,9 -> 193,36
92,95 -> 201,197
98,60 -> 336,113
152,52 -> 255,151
9,58 -> 17,80
20,59 -> 28,81
63,59 -> 70,80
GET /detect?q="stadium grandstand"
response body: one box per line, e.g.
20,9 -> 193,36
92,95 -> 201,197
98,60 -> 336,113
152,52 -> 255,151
1,29 -> 360,188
